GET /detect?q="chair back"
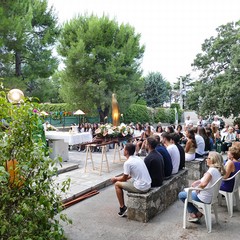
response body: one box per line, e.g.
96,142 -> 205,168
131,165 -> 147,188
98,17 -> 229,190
211,177 -> 223,204
232,170 -> 240,193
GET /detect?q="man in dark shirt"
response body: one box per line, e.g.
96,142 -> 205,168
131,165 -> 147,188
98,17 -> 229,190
171,133 -> 185,170
154,135 -> 173,178
144,137 -> 165,187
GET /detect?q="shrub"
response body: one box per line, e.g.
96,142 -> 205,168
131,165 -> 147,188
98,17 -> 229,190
0,88 -> 71,239
124,104 -> 152,123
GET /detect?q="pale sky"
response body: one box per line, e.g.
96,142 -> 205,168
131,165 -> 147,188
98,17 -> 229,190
48,0 -> 240,83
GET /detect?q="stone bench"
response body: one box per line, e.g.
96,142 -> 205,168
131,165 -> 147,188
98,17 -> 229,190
185,158 -> 207,182
127,169 -> 188,222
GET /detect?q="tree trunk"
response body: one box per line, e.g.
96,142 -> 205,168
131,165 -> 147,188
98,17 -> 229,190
98,105 -> 109,123
15,51 -> 21,77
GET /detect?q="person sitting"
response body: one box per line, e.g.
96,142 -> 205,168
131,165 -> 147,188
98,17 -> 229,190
144,137 -> 165,187
154,124 -> 164,137
136,125 -> 153,156
111,143 -> 151,217
154,135 -> 173,178
161,132 -> 180,174
198,127 -> 211,154
171,133 -> 185,170
178,152 -> 225,222
184,129 -> 197,161
176,124 -> 185,144
220,146 -> 240,192
221,126 -> 236,153
193,127 -> 205,158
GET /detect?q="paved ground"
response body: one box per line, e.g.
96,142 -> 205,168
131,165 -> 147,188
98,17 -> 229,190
54,149 -> 240,240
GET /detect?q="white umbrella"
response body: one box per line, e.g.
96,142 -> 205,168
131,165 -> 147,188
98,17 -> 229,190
73,109 -> 85,126
73,109 -> 85,115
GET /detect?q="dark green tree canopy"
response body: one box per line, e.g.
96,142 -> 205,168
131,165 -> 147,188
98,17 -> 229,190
187,20 -> 240,117
0,0 -> 60,99
58,14 -> 145,121
143,72 -> 171,108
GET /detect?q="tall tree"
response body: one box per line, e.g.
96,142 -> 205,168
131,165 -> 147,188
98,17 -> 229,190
143,72 -> 170,108
187,20 -> 240,117
58,14 -> 145,122
0,0 -> 60,97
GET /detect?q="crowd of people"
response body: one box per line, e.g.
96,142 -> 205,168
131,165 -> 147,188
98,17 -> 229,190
109,116 -> 240,219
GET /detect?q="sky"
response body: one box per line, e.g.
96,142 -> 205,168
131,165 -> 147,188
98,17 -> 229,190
48,0 -> 240,83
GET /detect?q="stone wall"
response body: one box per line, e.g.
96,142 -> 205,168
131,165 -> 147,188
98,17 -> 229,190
185,160 -> 207,183
127,169 -> 188,222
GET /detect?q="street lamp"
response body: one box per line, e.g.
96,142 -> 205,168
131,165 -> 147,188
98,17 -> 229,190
7,89 -> 24,104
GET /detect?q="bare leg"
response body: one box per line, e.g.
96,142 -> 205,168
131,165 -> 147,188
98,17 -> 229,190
115,181 -> 125,208
135,141 -> 142,154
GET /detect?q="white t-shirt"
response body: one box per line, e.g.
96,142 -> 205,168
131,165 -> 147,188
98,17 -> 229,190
166,144 -> 180,174
212,120 -> 220,128
185,119 -> 193,126
133,129 -> 144,138
198,167 -> 221,203
195,134 -> 205,155
123,155 -> 151,191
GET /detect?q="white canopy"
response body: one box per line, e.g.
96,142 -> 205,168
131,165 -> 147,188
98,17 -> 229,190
74,109 -> 85,115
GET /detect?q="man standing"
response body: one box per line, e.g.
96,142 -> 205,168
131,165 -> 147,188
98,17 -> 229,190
161,132 -> 180,174
111,143 -> 151,217
185,116 -> 193,127
144,137 -> 165,187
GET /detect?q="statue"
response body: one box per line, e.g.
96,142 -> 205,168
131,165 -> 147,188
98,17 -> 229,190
112,93 -> 120,126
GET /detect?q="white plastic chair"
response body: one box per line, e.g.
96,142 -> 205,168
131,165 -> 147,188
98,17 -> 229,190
219,170 -> 240,217
183,177 -> 222,233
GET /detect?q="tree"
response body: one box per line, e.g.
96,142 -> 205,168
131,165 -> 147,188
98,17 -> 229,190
187,20 -> 240,117
143,72 -> 171,108
58,14 -> 145,122
0,0 -> 60,97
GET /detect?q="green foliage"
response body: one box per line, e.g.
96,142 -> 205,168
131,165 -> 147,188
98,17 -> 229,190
58,14 -> 145,121
154,108 -> 175,124
124,104 -> 152,123
0,87 -> 70,239
0,0 -> 60,99
170,103 -> 183,123
143,72 -> 171,107
188,20 -> 240,117
39,103 -> 74,112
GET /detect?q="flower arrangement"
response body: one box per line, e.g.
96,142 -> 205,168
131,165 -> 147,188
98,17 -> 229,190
95,123 -> 134,138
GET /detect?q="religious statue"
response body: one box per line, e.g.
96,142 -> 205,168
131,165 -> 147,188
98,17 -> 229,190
112,93 -> 120,126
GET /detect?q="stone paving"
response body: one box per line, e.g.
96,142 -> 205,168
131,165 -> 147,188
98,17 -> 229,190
54,150 -> 240,239
54,148 -> 125,201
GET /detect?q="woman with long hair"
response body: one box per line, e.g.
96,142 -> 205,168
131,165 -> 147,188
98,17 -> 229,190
178,152 -> 225,222
185,129 -> 197,161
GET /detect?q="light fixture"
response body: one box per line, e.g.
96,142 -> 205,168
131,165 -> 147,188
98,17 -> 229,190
7,89 -> 24,104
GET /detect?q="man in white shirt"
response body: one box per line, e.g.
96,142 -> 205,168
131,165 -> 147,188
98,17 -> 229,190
111,143 -> 151,217
185,116 -> 193,127
193,127 -> 205,158
197,116 -> 206,127
161,132 -> 180,174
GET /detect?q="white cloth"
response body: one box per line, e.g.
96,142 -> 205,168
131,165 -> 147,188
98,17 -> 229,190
123,155 -> 151,191
45,131 -> 92,145
166,144 -> 180,174
195,134 -> 205,156
198,167 -> 221,203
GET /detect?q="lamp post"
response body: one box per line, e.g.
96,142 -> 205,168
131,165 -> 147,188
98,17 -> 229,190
7,89 -> 24,104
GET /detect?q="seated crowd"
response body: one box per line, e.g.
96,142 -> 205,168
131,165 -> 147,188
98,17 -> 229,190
110,118 -> 240,217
